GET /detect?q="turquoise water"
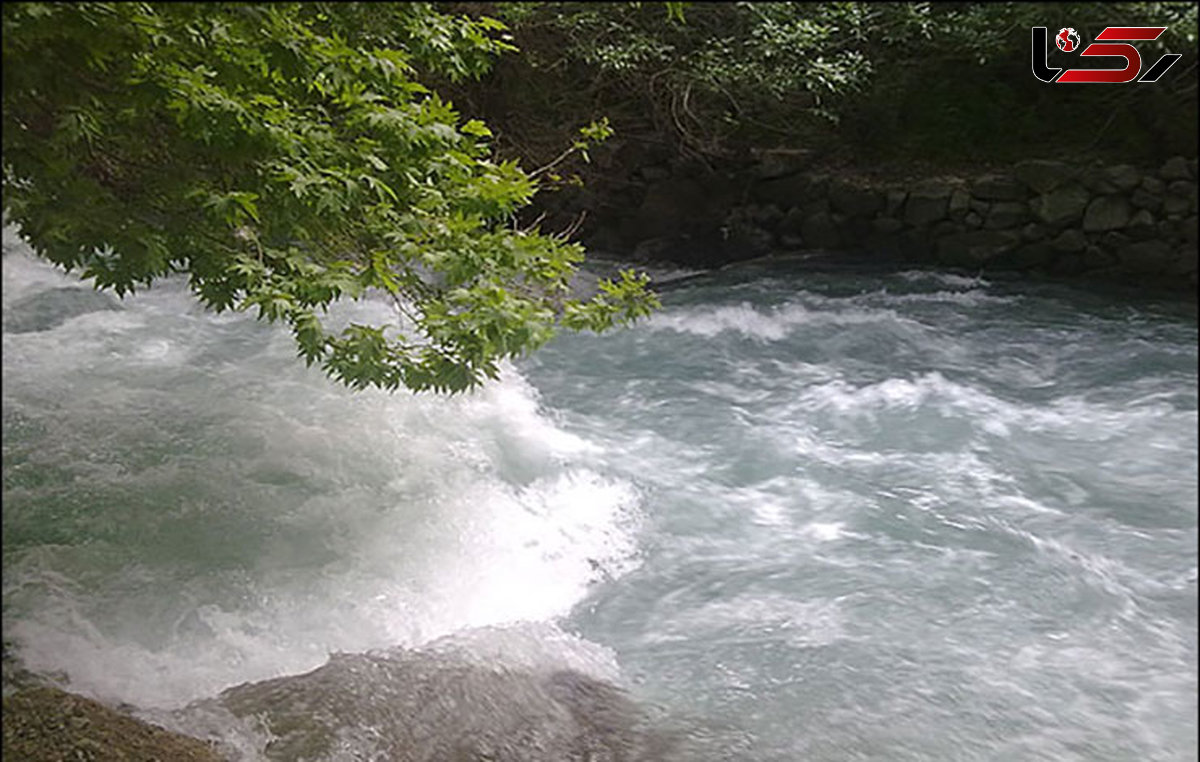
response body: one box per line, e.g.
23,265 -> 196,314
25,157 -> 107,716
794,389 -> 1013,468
3,228 -> 1197,760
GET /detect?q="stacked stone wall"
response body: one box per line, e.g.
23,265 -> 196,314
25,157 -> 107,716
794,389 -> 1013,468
576,154 -> 1199,290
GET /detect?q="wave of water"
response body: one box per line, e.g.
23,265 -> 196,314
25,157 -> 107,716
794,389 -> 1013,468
3,233 -> 643,724
523,262 -> 1198,761
4,229 -> 1197,760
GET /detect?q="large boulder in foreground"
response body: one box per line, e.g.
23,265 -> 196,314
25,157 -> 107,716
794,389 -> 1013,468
214,655 -> 672,762
178,626 -> 745,762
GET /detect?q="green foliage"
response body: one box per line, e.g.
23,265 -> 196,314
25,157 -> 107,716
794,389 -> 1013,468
573,117 -> 613,163
2,2 -> 658,393
497,2 -> 894,153
664,3 -> 688,25
497,2 -> 1198,162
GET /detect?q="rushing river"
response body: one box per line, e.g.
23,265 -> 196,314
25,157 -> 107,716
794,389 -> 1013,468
3,224 -> 1197,761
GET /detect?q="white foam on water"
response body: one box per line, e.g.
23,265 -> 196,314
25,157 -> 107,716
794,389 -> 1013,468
421,619 -> 625,680
789,370 -> 1196,445
6,227 -> 1196,760
797,285 -> 1014,308
749,499 -> 789,527
647,300 -> 921,341
896,269 -> 991,289
882,288 -> 1015,306
800,522 -> 847,542
3,241 -> 644,710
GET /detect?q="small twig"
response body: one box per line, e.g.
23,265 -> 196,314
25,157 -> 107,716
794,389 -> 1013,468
529,146 -> 579,178
559,209 -> 588,240
520,210 -> 548,234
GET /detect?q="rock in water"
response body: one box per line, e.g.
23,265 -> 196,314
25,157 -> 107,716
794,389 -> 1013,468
172,626 -> 753,762
209,650 -> 680,761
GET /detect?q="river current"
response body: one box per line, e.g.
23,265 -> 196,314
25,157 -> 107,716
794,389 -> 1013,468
3,225 -> 1197,760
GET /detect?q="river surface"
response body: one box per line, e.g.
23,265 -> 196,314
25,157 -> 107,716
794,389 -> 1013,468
3,225 -> 1197,760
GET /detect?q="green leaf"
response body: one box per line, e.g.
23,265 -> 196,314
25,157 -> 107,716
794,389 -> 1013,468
460,119 -> 493,138
2,1 -> 658,395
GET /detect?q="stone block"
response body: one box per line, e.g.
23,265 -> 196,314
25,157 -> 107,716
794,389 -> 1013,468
1084,245 -> 1118,268
904,190 -> 950,228
870,217 -> 905,235
1082,195 -> 1132,232
801,211 -> 842,249
971,174 -> 1027,201
1079,167 -> 1118,194
1031,184 -> 1091,225
779,207 -> 806,237
829,183 -> 884,218
1051,229 -> 1087,252
1103,165 -> 1142,192
1181,215 -> 1198,247
913,180 -> 955,197
985,201 -> 1030,230
753,172 -> 828,207
1130,188 -> 1162,211
744,203 -> 783,226
1166,180 -> 1197,214
1013,159 -> 1073,194
947,188 -> 971,220
1021,222 -> 1046,241
1099,231 -> 1131,252
801,198 -> 831,217
935,229 -> 1020,266
885,189 -> 908,217
1125,209 -> 1157,240
932,220 -> 961,239
1160,156 -> 1190,181
1163,194 -> 1189,217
